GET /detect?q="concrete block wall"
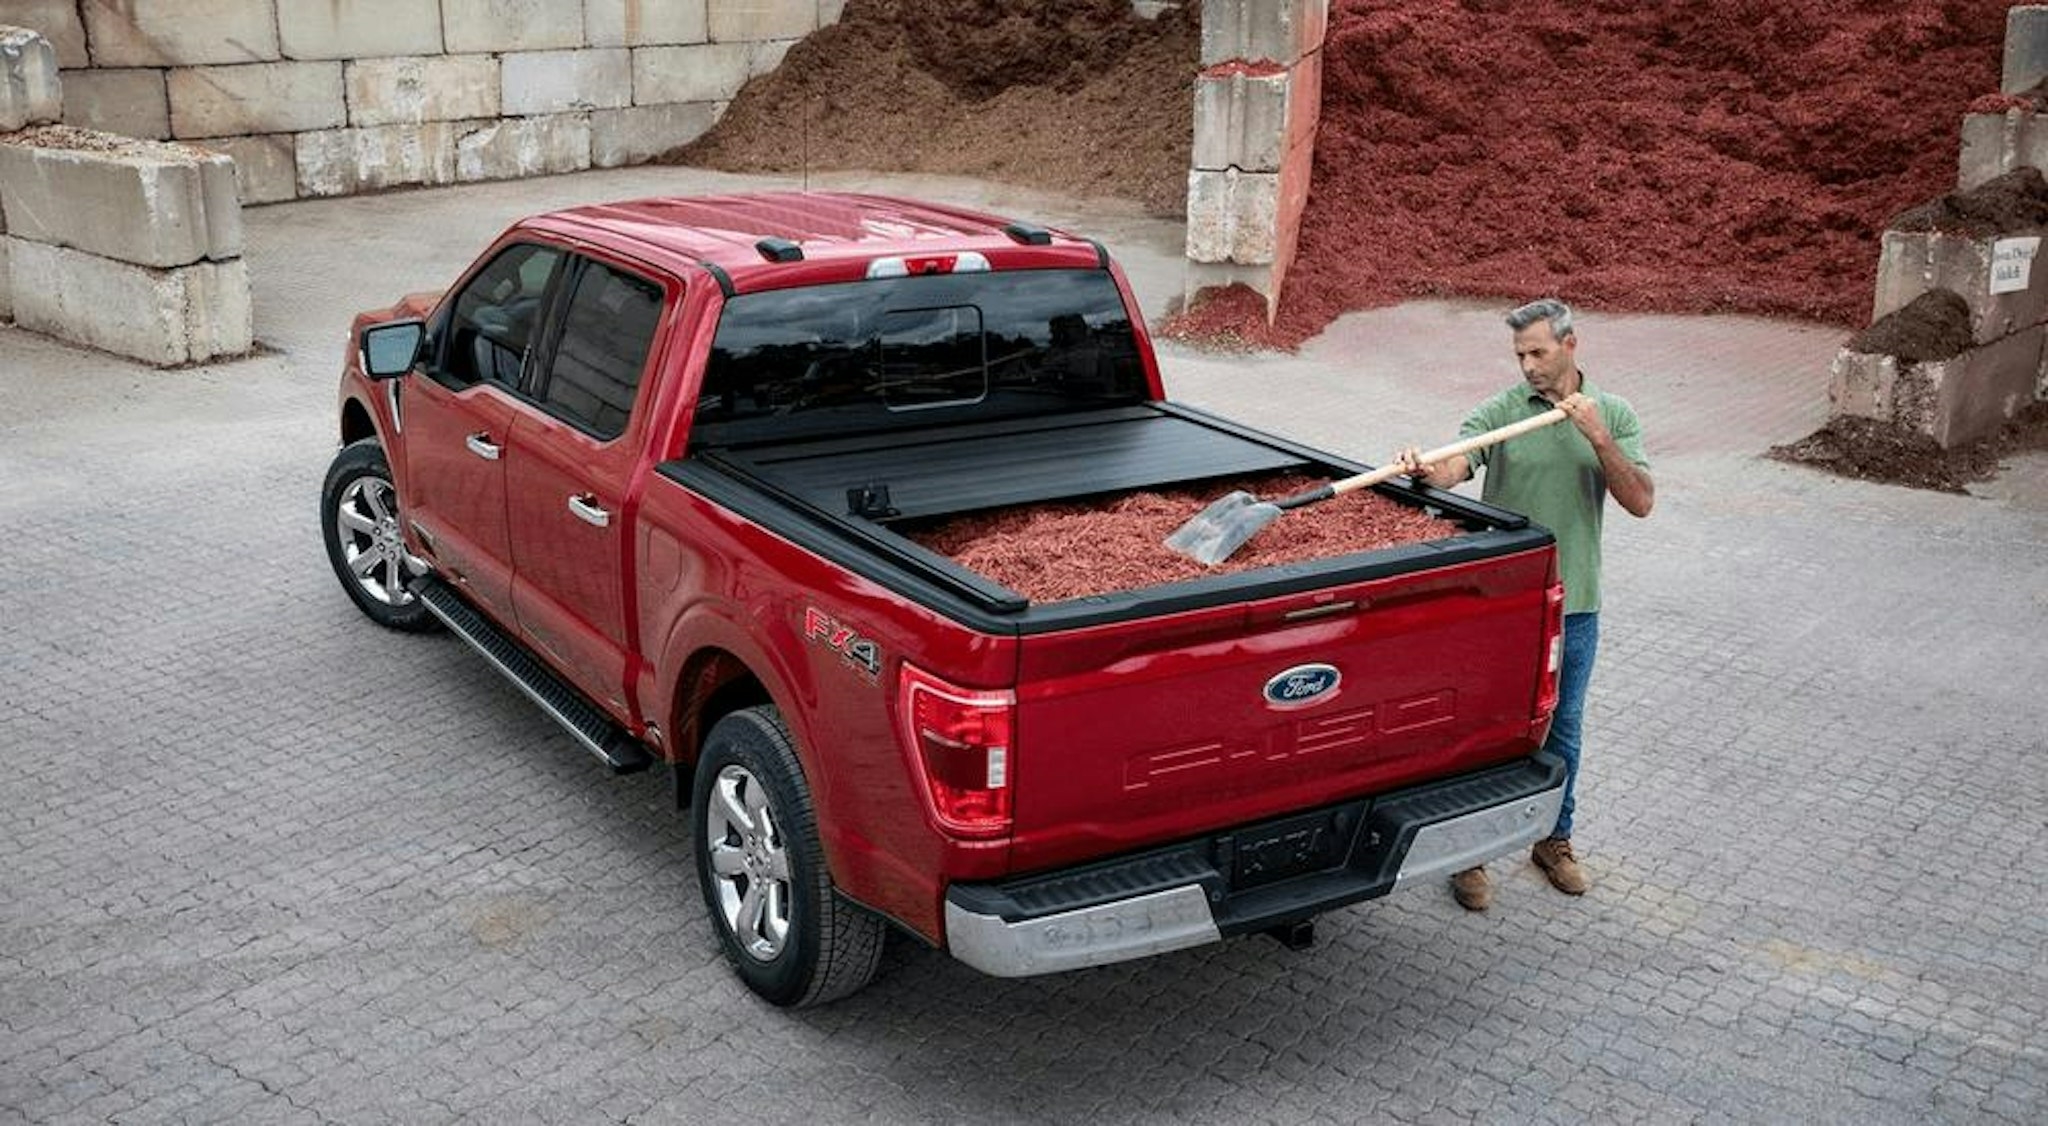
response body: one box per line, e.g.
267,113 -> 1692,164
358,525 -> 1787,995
4,1 -> 845,205
1184,0 -> 1327,321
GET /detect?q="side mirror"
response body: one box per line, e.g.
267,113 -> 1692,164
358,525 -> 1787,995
360,319 -> 426,379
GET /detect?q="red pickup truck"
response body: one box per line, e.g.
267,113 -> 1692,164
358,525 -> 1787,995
321,192 -> 1567,1007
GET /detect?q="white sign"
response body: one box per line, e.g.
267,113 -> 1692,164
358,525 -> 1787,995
1990,236 -> 2040,295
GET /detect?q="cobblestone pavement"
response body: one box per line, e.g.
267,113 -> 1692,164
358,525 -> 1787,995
3,166 -> 2044,1125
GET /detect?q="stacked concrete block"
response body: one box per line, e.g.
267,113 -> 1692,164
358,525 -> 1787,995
295,122 -> 462,196
2,24 -> 63,131
633,42 -> 762,105
9,239 -> 252,365
442,0 -> 585,54
1830,327 -> 2043,449
455,115 -> 592,182
503,48 -> 631,115
345,56 -> 501,128
278,0 -> 445,60
169,62 -> 348,137
1957,107 -> 2048,191
83,0 -> 280,67
59,68 -> 170,139
1185,0 -> 1328,321
592,101 -> 721,168
0,127 -> 252,364
709,0 -> 817,42
587,0 -> 710,47
206,134 -> 299,204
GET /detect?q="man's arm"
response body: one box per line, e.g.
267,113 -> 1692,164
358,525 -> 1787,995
1560,392 -> 1655,517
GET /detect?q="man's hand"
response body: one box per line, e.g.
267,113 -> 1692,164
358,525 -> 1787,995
1557,391 -> 1612,445
1396,447 -> 1469,490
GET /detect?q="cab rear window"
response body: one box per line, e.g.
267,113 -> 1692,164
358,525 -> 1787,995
693,269 -> 1146,447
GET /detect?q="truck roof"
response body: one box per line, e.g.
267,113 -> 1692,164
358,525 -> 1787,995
529,191 -> 1106,291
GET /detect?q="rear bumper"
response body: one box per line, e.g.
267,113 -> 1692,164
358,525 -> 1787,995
943,753 -> 1565,978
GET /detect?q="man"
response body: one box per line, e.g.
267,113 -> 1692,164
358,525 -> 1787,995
1397,298 -> 1653,911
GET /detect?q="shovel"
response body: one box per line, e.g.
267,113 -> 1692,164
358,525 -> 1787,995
1165,407 -> 1570,565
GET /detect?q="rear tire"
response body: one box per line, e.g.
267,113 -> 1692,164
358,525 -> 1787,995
321,439 -> 437,633
692,706 -> 884,1007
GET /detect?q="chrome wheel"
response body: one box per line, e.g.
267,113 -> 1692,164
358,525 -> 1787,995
333,475 -> 424,608
705,763 -> 793,962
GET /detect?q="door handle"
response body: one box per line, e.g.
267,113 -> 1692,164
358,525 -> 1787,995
464,433 -> 502,461
568,494 -> 611,528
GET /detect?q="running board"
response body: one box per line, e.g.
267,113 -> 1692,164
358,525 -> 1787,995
413,578 -> 652,775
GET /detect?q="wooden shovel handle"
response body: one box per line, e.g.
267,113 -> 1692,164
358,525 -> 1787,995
1327,407 -> 1570,499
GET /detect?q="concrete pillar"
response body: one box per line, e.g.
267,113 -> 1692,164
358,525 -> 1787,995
1185,0 -> 1328,322
2004,6 -> 2048,94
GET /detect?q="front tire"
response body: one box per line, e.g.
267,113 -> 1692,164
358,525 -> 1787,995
321,438 -> 437,632
692,706 -> 884,1007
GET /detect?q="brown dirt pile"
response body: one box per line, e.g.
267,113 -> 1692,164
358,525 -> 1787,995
1889,166 -> 2048,236
1847,290 -> 1974,362
1237,0 -> 2015,347
1770,401 -> 2048,493
671,0 -> 1199,215
911,474 -> 1460,603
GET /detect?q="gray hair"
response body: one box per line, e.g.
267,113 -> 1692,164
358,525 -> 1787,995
1506,298 -> 1574,341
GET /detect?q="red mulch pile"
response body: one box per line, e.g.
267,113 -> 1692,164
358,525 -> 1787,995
679,1 -> 2012,348
669,0 -> 1199,215
1180,0 -> 2016,346
910,474 -> 1460,602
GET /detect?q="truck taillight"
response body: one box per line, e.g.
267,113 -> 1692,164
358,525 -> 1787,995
1533,580 -> 1566,723
898,663 -> 1015,838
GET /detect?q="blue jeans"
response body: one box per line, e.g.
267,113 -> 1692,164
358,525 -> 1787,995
1547,613 -> 1600,840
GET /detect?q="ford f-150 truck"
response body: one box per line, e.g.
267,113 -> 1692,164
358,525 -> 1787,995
321,192 -> 1568,1007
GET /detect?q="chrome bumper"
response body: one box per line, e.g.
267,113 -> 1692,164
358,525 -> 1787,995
1391,784 -> 1563,888
944,767 -> 1565,980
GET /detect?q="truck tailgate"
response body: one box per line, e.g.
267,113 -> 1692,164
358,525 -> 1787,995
1008,548 -> 1555,872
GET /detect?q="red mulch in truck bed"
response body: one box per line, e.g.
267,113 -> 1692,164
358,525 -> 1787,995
910,474 -> 1460,602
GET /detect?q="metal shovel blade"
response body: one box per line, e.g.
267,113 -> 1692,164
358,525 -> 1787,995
1163,490 -> 1285,566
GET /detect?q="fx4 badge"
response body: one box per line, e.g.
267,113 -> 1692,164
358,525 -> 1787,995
1264,663 -> 1341,709
805,607 -> 881,681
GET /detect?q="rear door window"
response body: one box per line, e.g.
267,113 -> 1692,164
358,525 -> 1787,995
533,261 -> 665,440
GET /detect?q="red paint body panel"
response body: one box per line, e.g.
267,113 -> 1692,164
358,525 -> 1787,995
335,192 -> 1554,948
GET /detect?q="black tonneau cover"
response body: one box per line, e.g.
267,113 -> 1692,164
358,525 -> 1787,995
702,404 -> 1306,522
666,402 -> 1545,633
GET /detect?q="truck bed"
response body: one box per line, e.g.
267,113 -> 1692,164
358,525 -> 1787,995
671,402 -> 1549,631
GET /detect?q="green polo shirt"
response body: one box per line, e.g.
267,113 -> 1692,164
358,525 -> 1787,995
1461,376 -> 1649,615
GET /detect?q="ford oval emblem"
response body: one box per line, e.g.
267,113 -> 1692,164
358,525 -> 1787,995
1264,664 -> 1341,709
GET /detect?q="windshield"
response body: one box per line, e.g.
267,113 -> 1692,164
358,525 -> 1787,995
693,268 -> 1148,447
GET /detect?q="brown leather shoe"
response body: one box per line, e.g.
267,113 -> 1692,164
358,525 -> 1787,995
1450,866 -> 1492,911
1531,836 -> 1589,895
